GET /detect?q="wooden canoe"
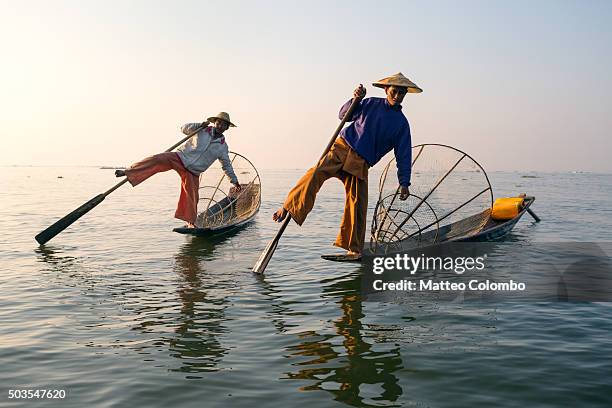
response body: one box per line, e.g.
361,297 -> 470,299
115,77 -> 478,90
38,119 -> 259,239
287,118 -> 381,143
322,196 -> 538,261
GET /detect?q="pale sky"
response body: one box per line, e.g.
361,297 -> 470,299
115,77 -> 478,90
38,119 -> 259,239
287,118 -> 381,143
1,0 -> 611,171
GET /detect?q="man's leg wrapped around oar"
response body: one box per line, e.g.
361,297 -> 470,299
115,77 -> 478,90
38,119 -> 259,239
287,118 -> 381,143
278,137 -> 369,254
123,152 -> 200,225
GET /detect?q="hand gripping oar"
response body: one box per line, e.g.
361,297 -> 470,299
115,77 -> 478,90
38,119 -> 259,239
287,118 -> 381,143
252,95 -> 362,274
34,125 -> 205,245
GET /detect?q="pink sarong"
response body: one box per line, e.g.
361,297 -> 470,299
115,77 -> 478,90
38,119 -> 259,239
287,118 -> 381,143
124,152 -> 199,224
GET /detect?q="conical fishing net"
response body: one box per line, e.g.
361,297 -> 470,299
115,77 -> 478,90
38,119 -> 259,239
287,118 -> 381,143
196,152 -> 261,229
370,144 -> 493,254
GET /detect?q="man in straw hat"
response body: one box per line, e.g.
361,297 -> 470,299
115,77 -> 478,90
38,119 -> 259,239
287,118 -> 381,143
115,112 -> 241,228
273,73 -> 421,259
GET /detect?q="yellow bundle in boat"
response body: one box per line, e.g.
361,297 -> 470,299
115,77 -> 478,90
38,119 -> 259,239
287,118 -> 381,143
491,197 -> 524,221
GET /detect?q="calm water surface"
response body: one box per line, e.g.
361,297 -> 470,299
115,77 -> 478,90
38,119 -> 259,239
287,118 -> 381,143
1,167 -> 612,407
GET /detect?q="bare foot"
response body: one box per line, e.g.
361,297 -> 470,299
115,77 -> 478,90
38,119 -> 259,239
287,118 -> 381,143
272,207 -> 288,222
185,223 -> 197,229
346,251 -> 362,259
115,169 -> 126,177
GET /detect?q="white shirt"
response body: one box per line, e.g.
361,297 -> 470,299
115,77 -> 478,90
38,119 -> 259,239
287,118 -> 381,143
176,123 -> 238,184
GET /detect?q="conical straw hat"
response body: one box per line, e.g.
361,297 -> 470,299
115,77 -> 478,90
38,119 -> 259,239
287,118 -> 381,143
207,111 -> 237,127
372,72 -> 422,93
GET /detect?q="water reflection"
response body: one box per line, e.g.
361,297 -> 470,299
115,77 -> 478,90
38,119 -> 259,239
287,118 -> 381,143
253,273 -> 302,334
35,245 -> 79,269
34,245 -> 98,289
167,236 -> 233,376
257,270 -> 404,407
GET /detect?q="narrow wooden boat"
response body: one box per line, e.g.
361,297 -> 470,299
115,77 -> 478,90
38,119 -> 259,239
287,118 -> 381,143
395,195 -> 536,246
322,143 -> 541,262
174,152 -> 261,238
322,196 -> 538,261
173,184 -> 261,237
364,144 -> 540,257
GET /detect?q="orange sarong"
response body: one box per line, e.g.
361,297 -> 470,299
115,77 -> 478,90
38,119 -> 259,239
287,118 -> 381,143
283,137 -> 368,253
124,152 -> 200,225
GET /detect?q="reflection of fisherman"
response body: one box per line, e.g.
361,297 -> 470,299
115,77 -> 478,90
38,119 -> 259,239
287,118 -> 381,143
115,112 -> 241,228
283,272 -> 403,404
167,240 -> 228,372
273,73 -> 422,258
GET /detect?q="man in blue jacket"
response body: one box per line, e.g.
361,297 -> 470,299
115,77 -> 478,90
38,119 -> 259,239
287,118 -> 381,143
273,72 -> 422,259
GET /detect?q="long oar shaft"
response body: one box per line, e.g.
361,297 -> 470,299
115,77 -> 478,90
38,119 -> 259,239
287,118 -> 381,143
252,96 -> 361,274
527,208 -> 541,222
35,126 -> 203,245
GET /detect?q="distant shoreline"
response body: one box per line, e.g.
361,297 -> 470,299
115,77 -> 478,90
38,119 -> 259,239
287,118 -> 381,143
0,165 -> 610,174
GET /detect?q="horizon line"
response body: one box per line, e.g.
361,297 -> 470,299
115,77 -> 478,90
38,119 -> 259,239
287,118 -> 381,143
1,164 -> 610,174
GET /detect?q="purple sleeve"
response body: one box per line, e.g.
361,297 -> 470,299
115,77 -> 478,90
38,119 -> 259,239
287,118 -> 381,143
394,122 -> 412,187
338,98 -> 365,121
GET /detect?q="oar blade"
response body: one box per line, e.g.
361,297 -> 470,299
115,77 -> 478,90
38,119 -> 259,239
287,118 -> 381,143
252,215 -> 291,274
35,194 -> 106,245
252,239 -> 279,274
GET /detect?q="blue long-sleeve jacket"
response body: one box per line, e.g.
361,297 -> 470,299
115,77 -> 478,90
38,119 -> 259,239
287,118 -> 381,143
339,97 -> 412,186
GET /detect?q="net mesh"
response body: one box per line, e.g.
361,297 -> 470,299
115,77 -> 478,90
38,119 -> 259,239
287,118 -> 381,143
196,152 -> 261,229
370,144 -> 493,253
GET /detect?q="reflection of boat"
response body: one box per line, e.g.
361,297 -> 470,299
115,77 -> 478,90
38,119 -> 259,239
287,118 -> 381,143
174,152 -> 261,237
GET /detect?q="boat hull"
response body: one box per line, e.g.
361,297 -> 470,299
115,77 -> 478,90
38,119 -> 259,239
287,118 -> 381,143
361,196 -> 536,257
455,196 -> 534,242
173,212 -> 257,238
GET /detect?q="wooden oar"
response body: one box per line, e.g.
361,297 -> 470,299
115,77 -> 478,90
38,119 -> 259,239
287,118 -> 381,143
34,125 -> 205,245
526,208 -> 541,222
519,194 -> 541,222
252,95 -> 362,274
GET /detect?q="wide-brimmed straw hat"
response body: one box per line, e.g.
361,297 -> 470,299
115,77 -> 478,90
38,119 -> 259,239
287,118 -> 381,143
372,72 -> 422,93
207,111 -> 236,127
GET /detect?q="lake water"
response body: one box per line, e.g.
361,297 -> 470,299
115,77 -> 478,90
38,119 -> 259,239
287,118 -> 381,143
2,166 -> 612,407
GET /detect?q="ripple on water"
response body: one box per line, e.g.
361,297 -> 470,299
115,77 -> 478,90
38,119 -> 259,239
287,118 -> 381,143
2,169 -> 612,407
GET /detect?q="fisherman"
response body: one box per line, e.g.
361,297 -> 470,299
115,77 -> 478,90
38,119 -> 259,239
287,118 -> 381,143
115,112 -> 241,228
273,72 -> 421,259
